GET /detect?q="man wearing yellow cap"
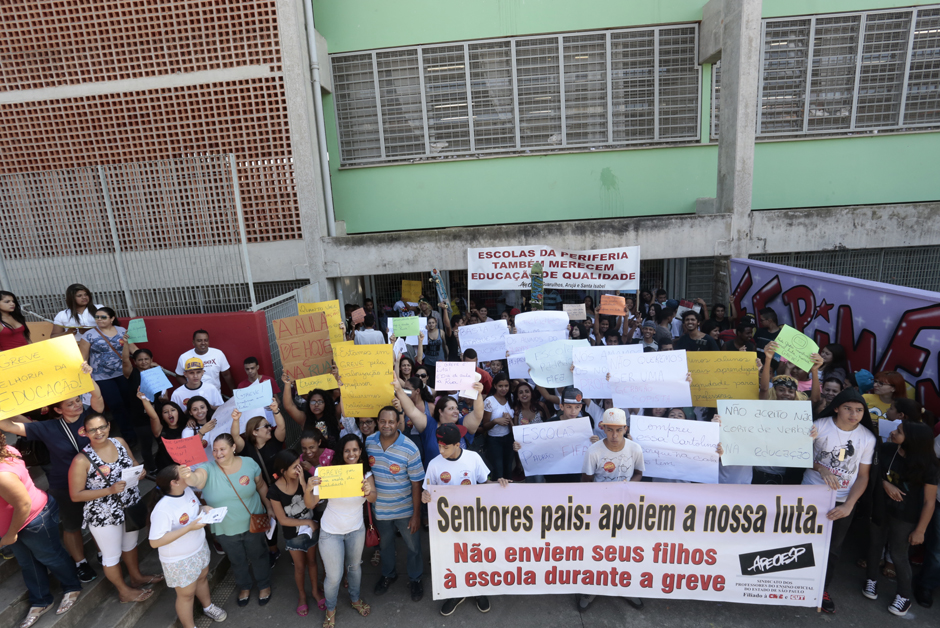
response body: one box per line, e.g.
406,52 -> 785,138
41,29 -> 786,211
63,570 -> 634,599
170,356 -> 224,409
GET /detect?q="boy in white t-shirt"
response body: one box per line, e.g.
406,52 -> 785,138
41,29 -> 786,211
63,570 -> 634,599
801,388 -> 877,614
171,357 -> 224,409
579,408 -> 645,611
422,424 -> 509,617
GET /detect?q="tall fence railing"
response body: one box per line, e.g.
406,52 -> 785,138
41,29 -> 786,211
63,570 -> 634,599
0,155 -> 257,319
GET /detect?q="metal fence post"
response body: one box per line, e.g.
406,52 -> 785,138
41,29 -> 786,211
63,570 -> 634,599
229,154 -> 257,309
98,165 -> 137,317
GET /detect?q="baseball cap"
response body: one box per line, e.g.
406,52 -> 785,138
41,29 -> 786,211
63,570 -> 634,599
436,423 -> 467,445
509,308 -> 521,317
561,386 -> 583,404
853,369 -> 874,394
184,357 -> 204,371
641,320 -> 656,329
737,315 -> 757,330
600,408 -> 627,426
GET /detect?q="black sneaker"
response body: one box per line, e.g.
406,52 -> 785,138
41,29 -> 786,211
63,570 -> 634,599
475,596 -> 490,613
410,579 -> 424,602
888,594 -> 912,616
626,597 -> 644,610
374,576 -> 397,596
915,587 -> 933,608
820,591 -> 835,614
76,562 -> 97,583
268,549 -> 280,567
0,546 -> 13,560
862,579 -> 878,600
440,597 -> 466,616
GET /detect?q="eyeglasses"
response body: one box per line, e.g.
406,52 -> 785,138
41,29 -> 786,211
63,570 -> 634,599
310,399 -> 325,406
94,315 -> 110,320
87,425 -> 108,434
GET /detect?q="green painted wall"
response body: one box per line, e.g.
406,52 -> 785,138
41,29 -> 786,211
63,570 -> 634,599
316,0 -> 940,234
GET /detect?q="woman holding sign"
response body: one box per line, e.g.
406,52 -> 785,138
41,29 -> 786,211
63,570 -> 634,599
282,372 -> 342,452
305,434 -> 376,628
68,413 -> 162,603
183,434 -> 273,608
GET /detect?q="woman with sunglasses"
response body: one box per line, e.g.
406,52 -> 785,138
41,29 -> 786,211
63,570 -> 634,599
68,413 -> 162,603
0,291 -> 31,351
231,398 -> 286,566
78,307 -> 138,448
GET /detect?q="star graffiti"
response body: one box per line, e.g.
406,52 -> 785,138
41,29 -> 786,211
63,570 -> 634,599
815,300 -> 834,323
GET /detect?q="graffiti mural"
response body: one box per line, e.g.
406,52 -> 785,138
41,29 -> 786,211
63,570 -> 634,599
730,259 -> 940,413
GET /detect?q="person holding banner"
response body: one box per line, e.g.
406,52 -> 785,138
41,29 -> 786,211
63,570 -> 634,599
863,421 -> 938,616
578,408 -> 644,611
183,434 -> 274,608
0,363 -> 104,584
305,434 -> 376,628
802,388 -> 877,613
68,413 -> 163,603
0,291 -> 31,351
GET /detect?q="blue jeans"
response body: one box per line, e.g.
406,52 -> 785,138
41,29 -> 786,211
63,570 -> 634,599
918,506 -> 940,591
215,531 -> 271,592
319,525 -> 365,612
9,497 -> 82,608
376,516 -> 423,582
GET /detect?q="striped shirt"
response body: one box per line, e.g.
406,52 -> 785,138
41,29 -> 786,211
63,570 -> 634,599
365,432 -> 425,520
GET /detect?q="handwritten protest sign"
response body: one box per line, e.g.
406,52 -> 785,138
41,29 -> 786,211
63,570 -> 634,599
607,350 -> 692,409
392,316 -> 420,338
512,417 -> 593,476
572,344 -> 643,399
297,374 -> 339,395
274,312 -> 333,380
563,304 -> 586,320
140,367 -> 173,401
401,280 -> 422,304
316,464 -> 364,499
686,352 -> 759,407
505,330 -> 567,379
878,418 -> 901,443
333,343 -> 394,417
404,317 -> 428,346
0,336 -> 93,420
774,325 -> 819,372
598,295 -> 626,316
458,320 -> 509,362
717,400 -> 814,468
203,398 -> 236,459
162,435 -> 209,466
630,415 -> 719,483
234,380 -> 272,412
351,308 -> 365,325
298,300 -> 345,344
126,319 -> 147,343
514,311 -> 569,334
434,362 -> 477,391
525,339 -> 589,389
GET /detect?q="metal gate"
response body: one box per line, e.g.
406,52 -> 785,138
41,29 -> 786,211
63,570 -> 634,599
0,155 -> 256,319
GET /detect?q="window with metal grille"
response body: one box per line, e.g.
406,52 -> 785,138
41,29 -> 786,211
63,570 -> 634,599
712,5 -> 940,139
331,25 -> 700,166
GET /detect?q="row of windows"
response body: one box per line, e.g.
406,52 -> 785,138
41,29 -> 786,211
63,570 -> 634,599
330,26 -> 700,166
713,5 -> 940,137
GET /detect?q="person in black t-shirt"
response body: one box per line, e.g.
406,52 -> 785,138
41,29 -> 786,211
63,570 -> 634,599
755,307 -> 782,368
675,310 -> 719,352
721,317 -> 758,352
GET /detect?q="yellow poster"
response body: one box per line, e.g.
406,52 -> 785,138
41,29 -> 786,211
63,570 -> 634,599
686,351 -> 760,408
317,463 -> 364,499
401,280 -> 422,303
333,343 -> 394,417
298,300 -> 345,344
296,373 -> 339,395
0,336 -> 94,420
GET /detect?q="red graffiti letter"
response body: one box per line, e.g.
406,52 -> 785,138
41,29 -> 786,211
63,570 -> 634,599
782,286 -> 816,333
876,305 -> 940,377
836,306 -> 877,374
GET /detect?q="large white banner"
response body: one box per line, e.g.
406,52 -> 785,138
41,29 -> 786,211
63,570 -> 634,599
428,483 -> 835,607
468,245 -> 640,291
512,417 -> 594,476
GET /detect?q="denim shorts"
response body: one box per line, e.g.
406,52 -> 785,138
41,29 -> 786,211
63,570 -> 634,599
285,528 -> 319,551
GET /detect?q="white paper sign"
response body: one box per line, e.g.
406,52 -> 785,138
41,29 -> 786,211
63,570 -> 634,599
458,320 -> 509,361
200,398 -> 237,462
120,464 -> 145,490
630,415 -> 719,483
514,311 -> 570,334
572,344 -> 643,399
607,349 -> 692,409
717,399 -> 814,468
505,330 -> 568,379
511,417 -> 593,476
507,354 -> 529,380
878,419 -> 901,443
525,339 -> 589,389
435,362 -> 477,391
196,507 -> 228,525
563,304 -> 587,320
233,380 -> 272,412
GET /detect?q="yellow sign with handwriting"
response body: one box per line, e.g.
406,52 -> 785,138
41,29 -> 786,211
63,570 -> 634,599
296,374 -> 339,395
298,300 -> 345,345
0,336 -> 94,419
317,463 -> 364,499
686,351 -> 759,407
333,344 -> 394,417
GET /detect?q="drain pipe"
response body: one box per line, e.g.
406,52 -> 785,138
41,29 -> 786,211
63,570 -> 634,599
303,1 -> 344,308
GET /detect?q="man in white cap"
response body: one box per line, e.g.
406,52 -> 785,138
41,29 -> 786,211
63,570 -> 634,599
579,407 -> 645,611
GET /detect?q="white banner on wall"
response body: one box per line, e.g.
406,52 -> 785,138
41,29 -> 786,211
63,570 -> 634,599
468,245 -> 640,291
428,483 -> 835,607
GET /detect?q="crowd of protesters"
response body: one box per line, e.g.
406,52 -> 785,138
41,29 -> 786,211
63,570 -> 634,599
0,282 -> 938,628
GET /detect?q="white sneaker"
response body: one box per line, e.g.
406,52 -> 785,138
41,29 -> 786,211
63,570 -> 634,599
203,604 -> 227,622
